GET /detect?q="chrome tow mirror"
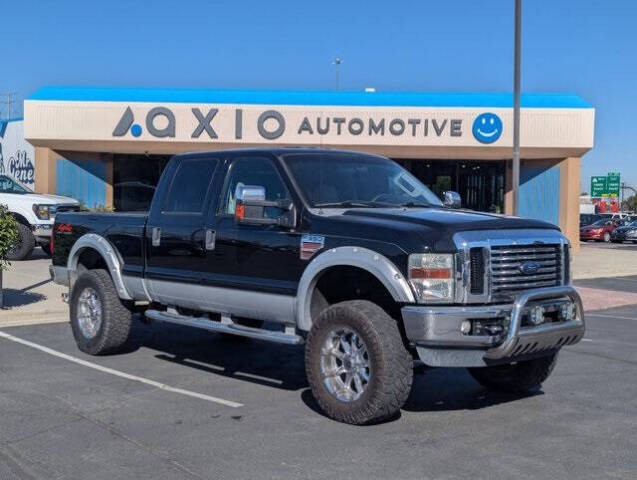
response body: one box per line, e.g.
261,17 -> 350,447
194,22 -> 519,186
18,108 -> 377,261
442,191 -> 461,209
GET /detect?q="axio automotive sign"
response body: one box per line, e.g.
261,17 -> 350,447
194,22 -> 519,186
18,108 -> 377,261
110,105 -> 476,142
0,120 -> 36,188
25,98 -> 594,152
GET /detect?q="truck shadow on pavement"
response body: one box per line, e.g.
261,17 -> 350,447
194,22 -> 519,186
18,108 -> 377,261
0,288 -> 46,308
124,318 -> 539,415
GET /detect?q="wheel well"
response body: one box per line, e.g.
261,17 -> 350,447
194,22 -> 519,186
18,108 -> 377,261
10,212 -> 30,226
310,265 -> 403,326
77,248 -> 108,272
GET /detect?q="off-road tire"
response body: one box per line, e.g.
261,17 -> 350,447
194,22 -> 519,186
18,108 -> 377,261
305,300 -> 413,425
70,269 -> 132,355
468,353 -> 558,393
6,223 -> 35,261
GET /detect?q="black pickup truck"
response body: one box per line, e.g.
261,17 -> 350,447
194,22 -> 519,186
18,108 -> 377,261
51,148 -> 584,425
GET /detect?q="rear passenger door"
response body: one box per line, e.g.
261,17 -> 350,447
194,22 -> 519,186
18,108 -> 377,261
145,156 -> 222,305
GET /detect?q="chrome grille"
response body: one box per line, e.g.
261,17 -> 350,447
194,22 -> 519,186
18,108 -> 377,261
490,244 -> 562,301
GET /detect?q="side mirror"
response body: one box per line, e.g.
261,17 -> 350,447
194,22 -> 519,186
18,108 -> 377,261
442,191 -> 461,209
234,184 -> 296,228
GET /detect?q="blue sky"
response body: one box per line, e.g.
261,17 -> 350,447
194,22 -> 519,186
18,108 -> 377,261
1,0 -> 635,188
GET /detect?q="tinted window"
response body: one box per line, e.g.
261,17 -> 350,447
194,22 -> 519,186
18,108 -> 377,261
163,158 -> 218,213
221,156 -> 290,217
282,153 -> 442,208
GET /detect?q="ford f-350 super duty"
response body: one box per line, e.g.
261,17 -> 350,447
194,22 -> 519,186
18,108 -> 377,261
50,148 -> 584,425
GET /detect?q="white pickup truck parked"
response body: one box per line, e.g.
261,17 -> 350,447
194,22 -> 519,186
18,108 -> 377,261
0,174 -> 79,260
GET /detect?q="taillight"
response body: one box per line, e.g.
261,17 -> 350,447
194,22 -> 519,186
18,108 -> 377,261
50,226 -> 55,254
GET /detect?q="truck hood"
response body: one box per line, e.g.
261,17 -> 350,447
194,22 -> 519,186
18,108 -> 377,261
320,207 -> 561,253
11,193 -> 79,205
341,207 -> 559,232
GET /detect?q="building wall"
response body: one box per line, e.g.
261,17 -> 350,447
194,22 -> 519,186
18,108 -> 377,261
34,148 -> 109,208
559,157 -> 582,251
0,119 -> 35,189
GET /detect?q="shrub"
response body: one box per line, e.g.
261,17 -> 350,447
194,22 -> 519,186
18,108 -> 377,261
0,204 -> 18,271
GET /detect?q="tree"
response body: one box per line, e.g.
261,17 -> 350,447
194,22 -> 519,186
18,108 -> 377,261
621,195 -> 637,212
0,205 -> 19,308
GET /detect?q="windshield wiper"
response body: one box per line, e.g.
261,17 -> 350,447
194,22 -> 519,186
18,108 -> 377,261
398,201 -> 431,208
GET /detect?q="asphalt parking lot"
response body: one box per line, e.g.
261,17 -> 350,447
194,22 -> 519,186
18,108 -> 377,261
580,240 -> 637,251
1,292 -> 636,479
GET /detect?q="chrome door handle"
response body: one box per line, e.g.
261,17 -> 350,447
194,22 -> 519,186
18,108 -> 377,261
205,229 -> 216,251
152,227 -> 161,247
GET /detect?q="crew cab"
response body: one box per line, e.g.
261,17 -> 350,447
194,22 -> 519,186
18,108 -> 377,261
50,149 -> 584,425
0,174 -> 79,259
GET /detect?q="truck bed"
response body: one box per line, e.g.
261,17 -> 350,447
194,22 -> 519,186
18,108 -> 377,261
52,211 -> 148,276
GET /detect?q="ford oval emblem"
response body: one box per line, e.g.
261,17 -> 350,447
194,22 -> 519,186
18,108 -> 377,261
519,261 -> 541,275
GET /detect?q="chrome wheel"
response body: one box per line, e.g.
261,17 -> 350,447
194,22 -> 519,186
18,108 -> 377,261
77,287 -> 103,339
320,327 -> 370,402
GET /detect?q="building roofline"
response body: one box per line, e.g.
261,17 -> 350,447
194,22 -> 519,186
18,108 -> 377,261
0,117 -> 24,138
27,86 -> 592,109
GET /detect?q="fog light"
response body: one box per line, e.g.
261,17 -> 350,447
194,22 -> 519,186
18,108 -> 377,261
460,320 -> 471,334
560,302 -> 576,321
530,306 -> 545,326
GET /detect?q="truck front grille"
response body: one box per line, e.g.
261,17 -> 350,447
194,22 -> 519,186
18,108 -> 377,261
469,247 -> 485,294
489,244 -> 562,301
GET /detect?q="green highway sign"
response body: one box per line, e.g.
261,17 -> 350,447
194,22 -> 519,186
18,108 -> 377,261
591,176 -> 607,197
591,173 -> 621,198
607,172 -> 621,198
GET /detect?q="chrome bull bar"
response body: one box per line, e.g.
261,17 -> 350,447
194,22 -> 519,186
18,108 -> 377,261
484,285 -> 585,360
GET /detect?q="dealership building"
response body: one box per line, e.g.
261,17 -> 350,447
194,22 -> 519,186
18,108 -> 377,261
21,86 -> 594,246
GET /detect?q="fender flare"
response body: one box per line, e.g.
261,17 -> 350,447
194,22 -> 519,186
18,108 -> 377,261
67,233 -> 133,300
295,246 -> 415,331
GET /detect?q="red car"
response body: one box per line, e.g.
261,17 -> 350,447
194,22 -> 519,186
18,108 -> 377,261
580,219 -> 617,242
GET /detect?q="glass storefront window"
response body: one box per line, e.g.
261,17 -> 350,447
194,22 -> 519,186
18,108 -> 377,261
396,159 -> 505,213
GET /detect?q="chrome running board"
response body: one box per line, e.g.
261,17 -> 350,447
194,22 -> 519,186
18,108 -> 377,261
144,309 -> 304,345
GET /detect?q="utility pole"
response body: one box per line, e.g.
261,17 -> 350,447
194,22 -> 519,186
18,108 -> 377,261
512,0 -> 522,216
332,58 -> 342,90
0,92 -> 18,120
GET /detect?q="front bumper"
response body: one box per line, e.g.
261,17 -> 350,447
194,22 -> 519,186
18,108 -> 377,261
580,231 -> 602,240
33,223 -> 53,240
402,286 -> 585,367
611,232 -> 637,242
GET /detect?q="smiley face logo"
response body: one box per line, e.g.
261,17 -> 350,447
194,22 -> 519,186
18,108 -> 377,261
472,113 -> 502,144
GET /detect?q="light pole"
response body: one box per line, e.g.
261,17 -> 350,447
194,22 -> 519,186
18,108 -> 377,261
512,0 -> 522,216
332,58 -> 342,90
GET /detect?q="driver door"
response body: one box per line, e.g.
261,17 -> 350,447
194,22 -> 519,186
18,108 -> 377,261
201,154 -> 304,300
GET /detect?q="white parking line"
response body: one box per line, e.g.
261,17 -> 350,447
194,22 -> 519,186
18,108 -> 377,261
0,330 -> 243,408
586,313 -> 637,321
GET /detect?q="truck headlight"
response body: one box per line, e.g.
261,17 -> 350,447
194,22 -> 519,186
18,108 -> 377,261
32,204 -> 52,220
408,253 -> 455,303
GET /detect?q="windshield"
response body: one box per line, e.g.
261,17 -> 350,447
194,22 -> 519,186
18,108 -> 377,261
282,152 -> 442,208
591,219 -> 611,226
0,175 -> 32,194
